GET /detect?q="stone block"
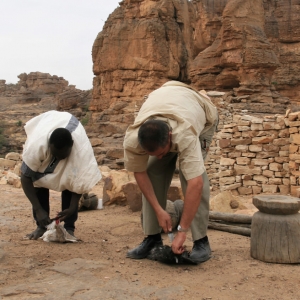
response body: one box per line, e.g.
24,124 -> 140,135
233,132 -> 242,138
263,144 -> 279,152
262,184 -> 278,193
282,178 -> 290,185
220,183 -> 242,191
228,152 -> 242,158
238,126 -> 251,131
256,152 -> 277,159
289,127 -> 298,134
218,170 -> 235,177
219,133 -> 233,139
219,176 -> 236,185
269,178 -> 282,185
288,112 -> 299,121
219,139 -> 231,148
242,174 -> 252,180
252,137 -> 274,144
252,159 -> 269,166
253,175 -> 269,184
220,157 -> 235,166
5,152 -> 21,161
236,157 -> 250,165
263,122 -> 276,130
262,170 -> 274,177
269,163 -> 283,171
288,120 -> 300,127
273,138 -> 289,146
252,186 -> 262,194
231,138 -> 252,146
242,152 -> 256,158
290,134 -> 300,145
289,144 -> 298,153
122,181 -> 142,212
234,165 -> 262,175
237,120 -> 250,126
279,185 -> 290,195
290,185 -> 300,196
251,124 -> 263,131
275,157 -> 289,163
238,186 -> 252,195
278,129 -> 289,138
235,145 -> 248,152
0,159 -> 16,168
243,180 -> 256,186
249,145 -> 262,152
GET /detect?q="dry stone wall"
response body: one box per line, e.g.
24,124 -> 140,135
212,108 -> 300,197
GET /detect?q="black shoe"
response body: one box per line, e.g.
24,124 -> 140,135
189,237 -> 211,264
127,236 -> 163,259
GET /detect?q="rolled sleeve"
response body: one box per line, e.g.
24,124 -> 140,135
124,147 -> 149,172
123,128 -> 149,172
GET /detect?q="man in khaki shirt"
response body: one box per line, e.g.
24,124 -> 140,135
123,81 -> 218,263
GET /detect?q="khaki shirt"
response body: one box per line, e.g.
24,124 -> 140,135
123,81 -> 217,181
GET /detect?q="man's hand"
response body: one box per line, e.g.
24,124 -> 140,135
34,208 -> 51,228
157,209 -> 172,233
56,208 -> 76,222
171,232 -> 186,254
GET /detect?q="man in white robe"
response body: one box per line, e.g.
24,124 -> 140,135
21,110 -> 102,239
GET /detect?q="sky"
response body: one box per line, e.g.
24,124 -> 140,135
0,0 -> 121,90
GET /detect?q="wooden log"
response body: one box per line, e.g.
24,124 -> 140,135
208,221 -> 251,237
209,220 -> 251,229
209,211 -> 252,224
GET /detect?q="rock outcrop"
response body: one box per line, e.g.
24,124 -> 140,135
91,0 -> 300,117
0,72 -> 91,155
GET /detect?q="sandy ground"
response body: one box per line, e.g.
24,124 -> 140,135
0,183 -> 300,300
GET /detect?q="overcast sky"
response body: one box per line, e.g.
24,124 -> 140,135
0,0 -> 120,90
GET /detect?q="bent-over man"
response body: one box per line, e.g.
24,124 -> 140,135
123,81 -> 218,263
21,110 -> 102,239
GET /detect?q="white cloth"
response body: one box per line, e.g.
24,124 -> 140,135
22,110 -> 102,194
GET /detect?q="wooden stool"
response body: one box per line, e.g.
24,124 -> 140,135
251,195 -> 300,263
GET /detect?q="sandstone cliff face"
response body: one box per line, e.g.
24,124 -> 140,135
91,0 -> 195,112
92,0 -> 300,116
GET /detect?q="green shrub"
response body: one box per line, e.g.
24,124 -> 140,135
0,122 -> 7,149
81,114 -> 89,126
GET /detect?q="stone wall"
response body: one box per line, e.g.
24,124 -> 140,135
210,108 -> 300,197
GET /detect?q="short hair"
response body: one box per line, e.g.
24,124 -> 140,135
138,120 -> 170,152
49,128 -> 73,149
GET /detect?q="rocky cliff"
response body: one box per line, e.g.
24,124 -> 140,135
0,72 -> 91,155
91,0 -> 300,118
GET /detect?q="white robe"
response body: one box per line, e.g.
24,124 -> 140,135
22,110 -> 102,194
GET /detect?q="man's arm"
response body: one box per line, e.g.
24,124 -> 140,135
21,173 -> 51,227
172,175 -> 203,254
134,171 -> 172,233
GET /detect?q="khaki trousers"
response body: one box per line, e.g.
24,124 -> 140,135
142,152 -> 210,241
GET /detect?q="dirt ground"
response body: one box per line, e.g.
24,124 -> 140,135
0,183 -> 299,300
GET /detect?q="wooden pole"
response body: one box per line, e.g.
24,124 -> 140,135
209,211 -> 252,224
208,221 -> 251,237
